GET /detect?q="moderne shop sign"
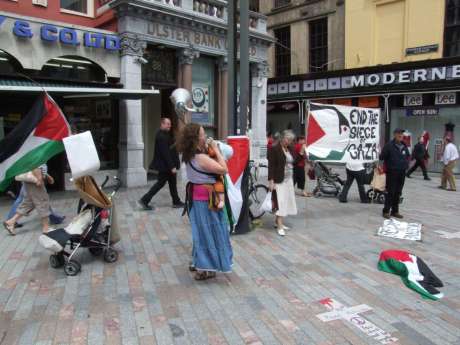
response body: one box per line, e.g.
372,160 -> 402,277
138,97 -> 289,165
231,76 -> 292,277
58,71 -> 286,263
0,15 -> 120,50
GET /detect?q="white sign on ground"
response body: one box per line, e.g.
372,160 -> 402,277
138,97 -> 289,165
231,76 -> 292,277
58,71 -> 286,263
377,219 -> 422,241
434,230 -> 460,239
316,298 -> 398,344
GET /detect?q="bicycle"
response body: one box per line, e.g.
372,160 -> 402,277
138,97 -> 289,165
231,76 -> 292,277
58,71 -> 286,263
248,160 -> 269,220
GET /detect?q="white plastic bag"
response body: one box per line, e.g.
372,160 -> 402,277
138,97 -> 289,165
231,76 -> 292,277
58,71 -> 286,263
225,174 -> 242,223
65,209 -> 93,236
260,192 -> 272,213
63,131 -> 100,179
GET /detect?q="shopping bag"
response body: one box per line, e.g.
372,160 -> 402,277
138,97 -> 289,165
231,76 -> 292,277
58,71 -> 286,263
15,171 -> 38,184
371,168 -> 386,191
260,191 -> 273,213
225,174 -> 242,222
63,131 -> 100,179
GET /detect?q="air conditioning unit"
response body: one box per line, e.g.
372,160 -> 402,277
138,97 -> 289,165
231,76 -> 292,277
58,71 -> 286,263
32,0 -> 48,7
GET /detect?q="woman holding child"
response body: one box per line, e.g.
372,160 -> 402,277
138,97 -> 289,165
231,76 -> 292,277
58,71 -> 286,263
178,123 -> 233,281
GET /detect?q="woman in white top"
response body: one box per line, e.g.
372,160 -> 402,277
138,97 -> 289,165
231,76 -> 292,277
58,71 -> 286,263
339,161 -> 369,203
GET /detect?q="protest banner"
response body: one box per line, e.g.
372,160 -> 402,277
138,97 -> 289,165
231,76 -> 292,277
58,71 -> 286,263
306,103 -> 380,163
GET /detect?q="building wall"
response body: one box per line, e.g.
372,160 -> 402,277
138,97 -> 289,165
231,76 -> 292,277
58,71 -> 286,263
261,0 -> 345,78
0,0 -> 117,30
346,0 -> 445,68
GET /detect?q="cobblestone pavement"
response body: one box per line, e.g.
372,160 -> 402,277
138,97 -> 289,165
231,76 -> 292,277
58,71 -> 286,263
0,171 -> 459,345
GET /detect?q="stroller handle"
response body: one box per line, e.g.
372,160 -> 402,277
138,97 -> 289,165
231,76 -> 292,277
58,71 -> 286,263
112,176 -> 122,192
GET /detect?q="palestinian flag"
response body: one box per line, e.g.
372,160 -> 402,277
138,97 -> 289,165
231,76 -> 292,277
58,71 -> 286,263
227,136 -> 250,234
378,250 -> 444,301
0,93 -> 70,191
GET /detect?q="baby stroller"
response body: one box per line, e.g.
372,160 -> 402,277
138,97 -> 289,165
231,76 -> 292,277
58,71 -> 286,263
39,175 -> 121,276
312,162 -> 344,197
365,164 -> 404,204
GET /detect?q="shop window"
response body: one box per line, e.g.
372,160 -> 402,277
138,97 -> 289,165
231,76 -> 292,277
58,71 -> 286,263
274,0 -> 290,9
0,50 -> 23,75
274,26 -> 291,77
60,0 -> 93,16
444,0 -> 460,57
309,18 -> 328,72
40,56 -> 106,83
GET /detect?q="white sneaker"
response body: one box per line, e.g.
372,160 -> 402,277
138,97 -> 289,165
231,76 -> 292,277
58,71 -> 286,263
277,228 -> 286,236
273,224 -> 290,230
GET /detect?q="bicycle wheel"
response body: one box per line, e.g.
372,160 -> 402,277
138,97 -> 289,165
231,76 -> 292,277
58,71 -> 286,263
249,184 -> 269,220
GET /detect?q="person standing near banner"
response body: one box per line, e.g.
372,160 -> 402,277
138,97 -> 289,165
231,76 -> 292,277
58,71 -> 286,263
439,136 -> 459,191
380,128 -> 410,219
268,130 -> 298,236
139,117 -> 184,210
179,123 -> 233,280
338,161 -> 369,203
406,136 -> 430,180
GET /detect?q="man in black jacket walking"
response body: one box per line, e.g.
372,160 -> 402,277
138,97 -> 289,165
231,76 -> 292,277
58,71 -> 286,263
380,128 -> 410,219
406,136 -> 430,180
139,118 -> 184,210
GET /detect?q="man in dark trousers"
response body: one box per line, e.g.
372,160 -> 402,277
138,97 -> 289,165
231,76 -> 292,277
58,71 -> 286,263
139,118 -> 184,210
380,128 -> 410,219
406,136 -> 431,180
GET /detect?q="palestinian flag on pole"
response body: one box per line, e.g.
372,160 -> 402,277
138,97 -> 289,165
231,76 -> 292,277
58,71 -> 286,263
0,93 -> 71,191
378,250 -> 444,301
227,136 -> 250,234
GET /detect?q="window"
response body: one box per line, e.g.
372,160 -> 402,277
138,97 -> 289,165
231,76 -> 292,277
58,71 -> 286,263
309,18 -> 328,72
274,0 -> 290,8
249,0 -> 259,12
60,0 -> 88,14
274,26 -> 291,77
444,0 -> 460,57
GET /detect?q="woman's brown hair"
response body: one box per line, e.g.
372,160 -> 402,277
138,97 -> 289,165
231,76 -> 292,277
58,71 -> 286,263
177,123 -> 202,163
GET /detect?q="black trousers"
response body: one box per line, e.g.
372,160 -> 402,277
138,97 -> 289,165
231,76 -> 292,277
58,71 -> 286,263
383,170 -> 405,214
406,159 -> 428,178
294,166 -> 306,190
141,171 -> 180,205
339,169 -> 368,203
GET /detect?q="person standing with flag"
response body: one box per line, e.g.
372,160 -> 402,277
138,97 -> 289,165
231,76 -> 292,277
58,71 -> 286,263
268,130 -> 298,236
178,123 -> 233,280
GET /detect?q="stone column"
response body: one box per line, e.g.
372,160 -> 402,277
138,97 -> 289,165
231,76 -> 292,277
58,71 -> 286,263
118,34 -> 147,187
250,61 -> 269,166
217,57 -> 228,139
177,47 -> 199,123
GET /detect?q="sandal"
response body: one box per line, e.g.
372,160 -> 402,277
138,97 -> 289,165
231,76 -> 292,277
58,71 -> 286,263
3,222 -> 16,236
194,271 -> 216,280
189,263 -> 197,272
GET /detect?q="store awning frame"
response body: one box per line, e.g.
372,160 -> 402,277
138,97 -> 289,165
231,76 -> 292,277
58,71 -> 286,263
0,85 -> 159,99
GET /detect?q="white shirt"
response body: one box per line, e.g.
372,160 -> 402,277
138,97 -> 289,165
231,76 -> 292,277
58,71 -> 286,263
346,161 -> 364,171
442,143 -> 459,165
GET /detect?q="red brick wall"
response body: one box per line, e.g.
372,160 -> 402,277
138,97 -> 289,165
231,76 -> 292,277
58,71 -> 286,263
0,0 -> 117,31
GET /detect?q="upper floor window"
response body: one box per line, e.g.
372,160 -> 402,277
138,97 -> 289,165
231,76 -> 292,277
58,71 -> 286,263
249,0 -> 259,12
444,0 -> 460,57
274,0 -> 290,9
60,0 -> 91,15
274,26 -> 291,77
309,18 -> 328,72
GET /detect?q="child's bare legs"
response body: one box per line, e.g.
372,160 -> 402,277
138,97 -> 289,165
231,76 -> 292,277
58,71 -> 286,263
217,193 -> 225,209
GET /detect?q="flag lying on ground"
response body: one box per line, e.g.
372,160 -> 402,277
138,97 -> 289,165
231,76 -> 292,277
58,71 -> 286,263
0,93 -> 70,191
378,250 -> 444,301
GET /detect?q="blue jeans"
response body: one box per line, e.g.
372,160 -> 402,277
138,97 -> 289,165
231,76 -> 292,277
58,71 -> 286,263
6,185 -> 63,222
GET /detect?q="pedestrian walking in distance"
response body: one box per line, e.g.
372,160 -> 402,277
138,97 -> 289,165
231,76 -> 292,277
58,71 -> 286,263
406,136 -> 431,180
339,161 -> 369,203
139,117 -> 185,210
439,136 -> 459,191
380,128 -> 410,219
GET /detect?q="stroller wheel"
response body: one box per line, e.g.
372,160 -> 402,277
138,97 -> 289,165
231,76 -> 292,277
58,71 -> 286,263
89,247 -> 103,256
64,260 -> 81,276
378,193 -> 386,204
367,190 -> 375,201
49,254 -> 65,269
103,248 -> 118,263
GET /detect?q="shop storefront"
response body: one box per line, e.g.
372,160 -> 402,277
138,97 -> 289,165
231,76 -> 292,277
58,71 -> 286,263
268,57 -> 460,173
0,12 -> 158,190
111,0 -> 272,180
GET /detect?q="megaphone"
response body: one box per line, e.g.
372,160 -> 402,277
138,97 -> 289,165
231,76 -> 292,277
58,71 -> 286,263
170,88 -> 196,118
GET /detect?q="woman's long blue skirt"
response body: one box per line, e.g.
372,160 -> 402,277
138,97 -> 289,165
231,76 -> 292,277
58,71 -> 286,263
189,201 -> 233,273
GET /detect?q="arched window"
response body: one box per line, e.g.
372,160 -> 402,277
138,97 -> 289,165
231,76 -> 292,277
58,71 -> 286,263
0,50 -> 23,75
40,56 -> 107,82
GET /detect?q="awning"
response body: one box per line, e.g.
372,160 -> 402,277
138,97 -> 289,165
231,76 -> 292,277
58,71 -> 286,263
0,78 -> 159,99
